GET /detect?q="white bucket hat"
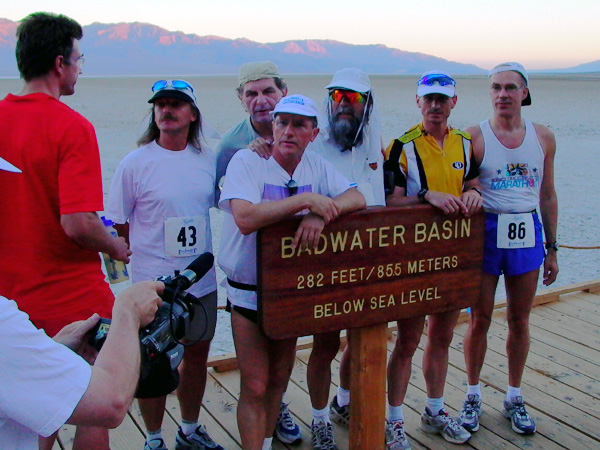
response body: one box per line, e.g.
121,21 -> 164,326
325,68 -> 372,93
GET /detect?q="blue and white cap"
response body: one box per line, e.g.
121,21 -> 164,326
270,94 -> 319,124
0,156 -> 21,173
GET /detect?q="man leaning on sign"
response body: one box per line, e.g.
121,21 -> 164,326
217,94 -> 365,450
382,71 -> 482,450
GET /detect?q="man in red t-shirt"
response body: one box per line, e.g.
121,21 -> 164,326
0,12 -> 130,450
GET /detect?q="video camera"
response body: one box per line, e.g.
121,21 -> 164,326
90,252 -> 214,398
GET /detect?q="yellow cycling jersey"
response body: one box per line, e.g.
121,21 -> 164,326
384,123 -> 478,197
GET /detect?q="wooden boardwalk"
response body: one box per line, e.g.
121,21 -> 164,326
55,280 -> 600,450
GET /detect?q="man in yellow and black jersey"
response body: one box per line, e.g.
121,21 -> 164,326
381,71 -> 482,450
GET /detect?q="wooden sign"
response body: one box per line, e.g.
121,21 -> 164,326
257,205 -> 484,340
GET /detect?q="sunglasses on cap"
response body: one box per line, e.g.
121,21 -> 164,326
329,89 -> 367,104
418,74 -> 456,87
152,79 -> 194,93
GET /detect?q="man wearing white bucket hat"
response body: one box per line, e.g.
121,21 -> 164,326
218,95 -> 365,450
305,68 -> 385,449
460,62 -> 558,436
383,71 -> 481,449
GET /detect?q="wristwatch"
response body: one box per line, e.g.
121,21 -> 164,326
545,242 -> 559,252
417,188 -> 429,204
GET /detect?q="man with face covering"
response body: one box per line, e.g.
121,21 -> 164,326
304,68 -> 385,450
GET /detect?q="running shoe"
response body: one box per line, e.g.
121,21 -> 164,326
144,438 -> 168,450
329,395 -> 350,427
385,419 -> 411,450
275,402 -> 302,444
502,396 -> 536,434
311,419 -> 339,450
175,425 -> 224,450
458,394 -> 482,432
420,407 -> 471,444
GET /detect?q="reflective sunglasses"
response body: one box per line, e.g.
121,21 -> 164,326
418,74 -> 456,87
329,89 -> 366,104
152,79 -> 194,93
286,179 -> 298,196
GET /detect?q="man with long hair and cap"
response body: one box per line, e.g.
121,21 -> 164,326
459,62 -> 558,436
218,95 -> 365,450
383,71 -> 482,449
304,68 -> 385,450
106,80 -> 224,450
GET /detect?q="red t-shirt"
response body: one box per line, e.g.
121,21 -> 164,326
0,93 -> 113,335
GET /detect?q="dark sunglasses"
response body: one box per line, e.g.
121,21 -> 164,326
329,89 -> 366,104
286,179 -> 298,196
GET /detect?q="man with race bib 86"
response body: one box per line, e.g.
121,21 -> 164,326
459,62 -> 559,436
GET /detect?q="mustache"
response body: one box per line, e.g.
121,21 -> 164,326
161,113 -> 177,121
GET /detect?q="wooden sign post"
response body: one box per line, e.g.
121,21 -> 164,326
258,205 -> 484,449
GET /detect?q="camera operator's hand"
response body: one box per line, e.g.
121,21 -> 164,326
113,280 -> 164,328
53,313 -> 101,364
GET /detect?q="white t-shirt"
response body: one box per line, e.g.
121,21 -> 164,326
308,131 -> 385,206
218,149 -> 353,310
106,141 -> 217,297
0,296 -> 91,450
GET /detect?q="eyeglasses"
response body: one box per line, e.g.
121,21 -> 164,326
73,54 -> 85,69
286,179 -> 298,196
490,83 -> 525,93
152,79 -> 194,93
329,89 -> 366,104
418,74 -> 456,87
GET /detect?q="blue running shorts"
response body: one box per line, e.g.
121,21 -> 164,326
483,212 -> 545,276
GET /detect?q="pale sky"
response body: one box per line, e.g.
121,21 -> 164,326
3,0 -> 599,70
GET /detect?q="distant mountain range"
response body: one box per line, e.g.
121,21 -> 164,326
0,19 -> 598,77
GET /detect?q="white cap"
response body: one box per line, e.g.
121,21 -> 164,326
0,156 -> 22,173
489,62 -> 531,105
270,95 -> 319,123
417,70 -> 456,97
325,68 -> 372,93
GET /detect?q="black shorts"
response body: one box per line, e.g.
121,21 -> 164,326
226,299 -> 258,324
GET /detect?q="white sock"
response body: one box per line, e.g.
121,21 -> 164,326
146,429 -> 163,443
312,405 -> 331,424
387,404 -> 404,422
467,383 -> 482,399
426,397 -> 445,415
262,437 -> 273,450
337,386 -> 350,407
180,420 -> 198,436
506,385 -> 521,403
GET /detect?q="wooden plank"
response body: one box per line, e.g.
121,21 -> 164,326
449,323 -> 600,443
348,324 -> 387,450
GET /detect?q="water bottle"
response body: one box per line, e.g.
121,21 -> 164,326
101,216 -> 129,284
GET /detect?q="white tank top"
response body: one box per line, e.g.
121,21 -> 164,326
479,118 -> 544,213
